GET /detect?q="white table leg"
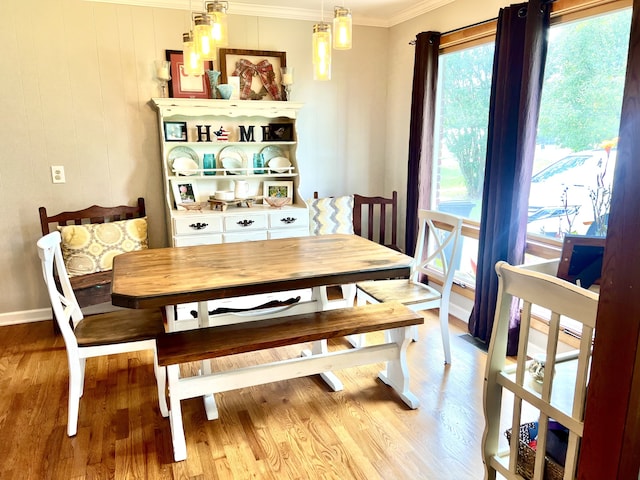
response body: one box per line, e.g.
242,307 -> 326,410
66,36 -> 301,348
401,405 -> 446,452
378,326 -> 419,409
196,300 -> 220,419
197,301 -> 210,328
164,305 -> 176,332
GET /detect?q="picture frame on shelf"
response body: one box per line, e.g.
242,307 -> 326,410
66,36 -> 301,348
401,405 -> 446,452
166,50 -> 213,99
164,121 -> 188,142
219,49 -> 287,101
263,181 -> 293,199
171,179 -> 199,209
267,123 -> 294,141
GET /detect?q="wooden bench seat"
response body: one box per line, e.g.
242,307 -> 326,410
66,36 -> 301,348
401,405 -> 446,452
157,301 -> 424,461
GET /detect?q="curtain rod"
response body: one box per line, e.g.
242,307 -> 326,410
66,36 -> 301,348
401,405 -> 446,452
409,17 -> 496,45
410,0 -> 558,45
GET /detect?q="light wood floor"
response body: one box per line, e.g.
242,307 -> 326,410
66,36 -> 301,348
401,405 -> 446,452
0,311 -> 489,479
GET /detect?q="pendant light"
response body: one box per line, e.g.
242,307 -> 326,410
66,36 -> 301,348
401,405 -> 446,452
206,1 -> 229,47
312,23 -> 331,81
182,31 -> 204,76
193,14 -> 216,61
313,1 -> 331,81
333,6 -> 352,50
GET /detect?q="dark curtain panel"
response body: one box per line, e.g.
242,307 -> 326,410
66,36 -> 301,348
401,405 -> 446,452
468,0 -> 551,354
405,32 -> 441,255
579,0 -> 640,476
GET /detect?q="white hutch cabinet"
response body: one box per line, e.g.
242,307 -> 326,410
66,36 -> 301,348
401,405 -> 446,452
152,98 -> 309,247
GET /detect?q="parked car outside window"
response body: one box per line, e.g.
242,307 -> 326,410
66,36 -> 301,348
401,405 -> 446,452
527,149 -> 616,237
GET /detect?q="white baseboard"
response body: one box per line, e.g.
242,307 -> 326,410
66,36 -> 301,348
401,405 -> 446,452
449,291 -> 473,323
0,303 -> 125,328
0,308 -> 52,327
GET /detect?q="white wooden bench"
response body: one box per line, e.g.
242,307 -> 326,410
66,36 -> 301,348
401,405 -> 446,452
156,301 -> 424,461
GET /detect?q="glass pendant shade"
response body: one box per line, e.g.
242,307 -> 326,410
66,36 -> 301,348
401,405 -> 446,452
193,14 -> 216,61
206,1 -> 229,47
182,32 -> 204,76
333,7 -> 352,50
312,23 -> 331,81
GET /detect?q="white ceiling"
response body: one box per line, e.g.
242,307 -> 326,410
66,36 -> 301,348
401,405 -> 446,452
85,0 -> 456,27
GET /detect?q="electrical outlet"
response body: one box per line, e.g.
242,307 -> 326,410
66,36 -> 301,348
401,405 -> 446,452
51,165 -> 65,184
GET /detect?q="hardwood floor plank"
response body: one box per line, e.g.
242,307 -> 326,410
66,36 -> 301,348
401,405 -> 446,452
0,312 -> 489,479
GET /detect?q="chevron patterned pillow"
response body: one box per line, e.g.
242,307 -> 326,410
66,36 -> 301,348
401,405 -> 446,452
308,196 -> 354,235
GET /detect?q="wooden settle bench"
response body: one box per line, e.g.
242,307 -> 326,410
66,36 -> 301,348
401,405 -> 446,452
38,198 -> 146,310
156,301 -> 424,461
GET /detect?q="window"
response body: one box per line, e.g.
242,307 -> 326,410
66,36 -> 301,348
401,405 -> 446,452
528,8 -> 631,239
433,42 -> 494,223
431,4 -> 631,289
432,42 -> 495,285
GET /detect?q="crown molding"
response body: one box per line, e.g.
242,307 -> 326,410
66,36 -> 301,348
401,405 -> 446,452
389,0 -> 456,27
82,0 -> 456,28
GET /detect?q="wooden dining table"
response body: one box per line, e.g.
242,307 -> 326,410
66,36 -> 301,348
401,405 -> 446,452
111,234 -> 412,310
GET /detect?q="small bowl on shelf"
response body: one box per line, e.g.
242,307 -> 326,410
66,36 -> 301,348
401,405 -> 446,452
214,190 -> 235,201
217,84 -> 233,100
264,196 -> 291,208
268,156 -> 292,173
178,201 -> 209,211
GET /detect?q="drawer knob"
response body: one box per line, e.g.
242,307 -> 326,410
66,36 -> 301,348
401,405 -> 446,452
189,222 -> 208,230
237,219 -> 255,227
281,217 -> 297,224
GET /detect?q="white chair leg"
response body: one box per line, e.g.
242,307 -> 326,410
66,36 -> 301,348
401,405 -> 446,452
78,357 -> 86,397
67,360 -> 82,436
409,324 -> 419,342
439,306 -> 452,365
153,349 -> 169,417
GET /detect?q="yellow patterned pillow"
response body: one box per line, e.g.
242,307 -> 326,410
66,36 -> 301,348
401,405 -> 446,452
58,217 -> 148,277
308,196 -> 354,235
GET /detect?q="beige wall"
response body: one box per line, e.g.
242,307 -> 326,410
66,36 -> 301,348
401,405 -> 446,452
0,0 -> 508,319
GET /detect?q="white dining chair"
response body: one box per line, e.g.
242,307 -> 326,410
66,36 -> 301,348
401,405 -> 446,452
356,209 -> 463,364
36,231 -> 168,436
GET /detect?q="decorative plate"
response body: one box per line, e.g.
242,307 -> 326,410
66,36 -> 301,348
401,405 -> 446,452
218,146 -> 247,175
168,146 -> 199,175
260,145 -> 286,164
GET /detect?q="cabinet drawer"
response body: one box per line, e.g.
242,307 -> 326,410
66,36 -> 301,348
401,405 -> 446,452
224,213 -> 267,232
223,231 -> 268,243
173,234 -> 223,247
174,216 -> 223,235
268,210 -> 310,230
268,228 -> 310,240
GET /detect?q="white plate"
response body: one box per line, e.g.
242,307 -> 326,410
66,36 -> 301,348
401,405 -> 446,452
260,145 -> 286,164
268,156 -> 292,173
168,146 -> 199,175
218,146 -> 247,175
